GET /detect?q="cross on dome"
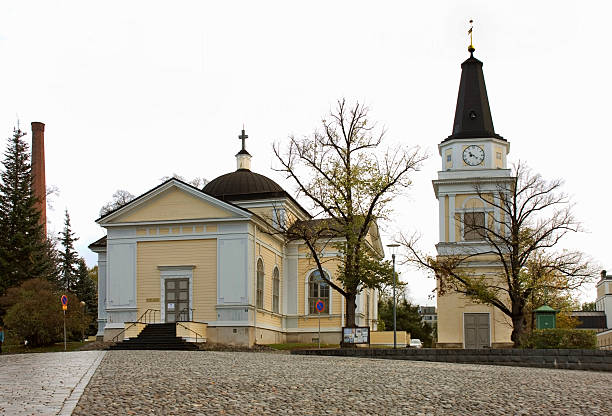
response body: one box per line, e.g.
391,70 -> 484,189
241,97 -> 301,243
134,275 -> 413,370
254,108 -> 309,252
239,128 -> 248,152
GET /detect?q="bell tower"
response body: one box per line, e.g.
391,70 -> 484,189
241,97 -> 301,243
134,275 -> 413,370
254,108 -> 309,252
433,36 -> 514,348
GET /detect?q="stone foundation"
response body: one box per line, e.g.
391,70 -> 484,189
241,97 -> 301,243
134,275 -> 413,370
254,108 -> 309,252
292,348 -> 612,372
436,342 -> 514,349
286,331 -> 341,344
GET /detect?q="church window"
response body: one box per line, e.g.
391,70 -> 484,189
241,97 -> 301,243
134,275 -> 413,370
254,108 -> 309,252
463,212 -> 485,241
496,152 -> 502,160
256,259 -> 264,309
272,267 -> 280,314
447,154 -> 451,162
309,270 -> 330,314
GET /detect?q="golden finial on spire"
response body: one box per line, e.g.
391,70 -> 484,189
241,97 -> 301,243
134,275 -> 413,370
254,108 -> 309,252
468,19 -> 475,54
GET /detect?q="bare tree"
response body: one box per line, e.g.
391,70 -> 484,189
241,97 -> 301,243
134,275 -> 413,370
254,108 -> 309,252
273,99 -> 427,327
401,162 -> 596,345
99,190 -> 135,217
99,175 -> 209,217
160,173 -> 209,189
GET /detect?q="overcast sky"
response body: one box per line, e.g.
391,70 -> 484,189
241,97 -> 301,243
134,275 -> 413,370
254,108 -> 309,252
1,1 -> 610,306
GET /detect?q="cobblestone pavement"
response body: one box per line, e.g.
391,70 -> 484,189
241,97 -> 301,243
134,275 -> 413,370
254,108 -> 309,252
73,350 -> 611,415
0,350 -> 105,415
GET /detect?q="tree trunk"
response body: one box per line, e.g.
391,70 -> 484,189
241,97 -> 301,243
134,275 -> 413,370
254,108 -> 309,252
511,314 -> 528,347
344,293 -> 357,328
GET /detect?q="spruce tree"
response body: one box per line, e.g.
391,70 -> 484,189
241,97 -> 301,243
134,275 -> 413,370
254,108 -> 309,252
58,210 -> 79,292
74,258 -> 97,309
0,127 -> 55,297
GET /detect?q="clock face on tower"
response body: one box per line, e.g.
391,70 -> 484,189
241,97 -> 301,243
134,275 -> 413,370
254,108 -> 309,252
462,145 -> 485,166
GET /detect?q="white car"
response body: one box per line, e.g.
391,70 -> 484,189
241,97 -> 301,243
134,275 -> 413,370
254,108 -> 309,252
409,339 -> 422,348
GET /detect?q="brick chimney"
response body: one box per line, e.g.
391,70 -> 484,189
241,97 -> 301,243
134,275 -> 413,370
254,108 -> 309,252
31,122 -> 46,236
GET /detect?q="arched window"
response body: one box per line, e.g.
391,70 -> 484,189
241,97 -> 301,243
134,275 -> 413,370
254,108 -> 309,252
309,270 -> 329,314
256,259 -> 264,309
272,267 -> 280,314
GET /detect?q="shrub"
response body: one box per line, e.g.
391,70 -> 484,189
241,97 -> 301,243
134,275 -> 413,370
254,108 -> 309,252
1,278 -> 87,347
522,328 -> 597,349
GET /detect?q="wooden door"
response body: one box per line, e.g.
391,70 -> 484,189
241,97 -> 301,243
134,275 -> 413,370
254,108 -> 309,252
165,279 -> 189,322
464,313 -> 490,348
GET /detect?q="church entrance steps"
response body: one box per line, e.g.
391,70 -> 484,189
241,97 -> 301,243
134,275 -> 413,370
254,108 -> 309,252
109,323 -> 200,351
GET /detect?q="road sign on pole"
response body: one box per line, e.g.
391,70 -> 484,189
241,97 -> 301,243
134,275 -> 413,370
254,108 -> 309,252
315,300 -> 325,348
61,295 -> 67,350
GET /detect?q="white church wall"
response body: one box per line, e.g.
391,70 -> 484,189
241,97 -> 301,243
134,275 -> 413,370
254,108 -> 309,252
96,251 -> 107,337
285,244 -> 298,315
107,242 -> 137,309
218,237 -> 248,304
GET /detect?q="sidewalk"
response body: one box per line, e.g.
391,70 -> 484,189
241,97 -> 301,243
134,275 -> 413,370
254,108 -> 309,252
0,350 -> 105,415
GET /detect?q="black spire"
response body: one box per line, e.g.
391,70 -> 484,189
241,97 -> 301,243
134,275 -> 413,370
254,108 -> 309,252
445,51 -> 504,141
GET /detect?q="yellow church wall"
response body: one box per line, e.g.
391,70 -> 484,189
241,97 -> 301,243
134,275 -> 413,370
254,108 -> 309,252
445,149 -> 453,170
136,239 -> 217,322
249,207 -> 273,222
494,145 -> 504,169
298,316 -> 342,329
116,187 -> 234,223
297,255 -> 342,316
254,231 -> 283,329
436,261 -> 513,346
454,193 -> 495,210
363,287 -> 375,328
454,213 -> 461,242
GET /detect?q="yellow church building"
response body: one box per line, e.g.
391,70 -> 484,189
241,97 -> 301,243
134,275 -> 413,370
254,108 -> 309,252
433,45 -> 514,348
90,133 -> 381,346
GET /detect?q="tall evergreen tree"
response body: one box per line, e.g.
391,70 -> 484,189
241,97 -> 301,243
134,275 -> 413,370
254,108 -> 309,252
0,127 -> 55,297
74,258 -> 97,309
58,210 -> 79,292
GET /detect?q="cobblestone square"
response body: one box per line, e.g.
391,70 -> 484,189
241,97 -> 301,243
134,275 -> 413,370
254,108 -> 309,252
72,351 -> 611,415
0,350 -> 105,416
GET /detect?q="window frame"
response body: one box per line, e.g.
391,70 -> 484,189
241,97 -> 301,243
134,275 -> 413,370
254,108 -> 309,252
307,269 -> 330,315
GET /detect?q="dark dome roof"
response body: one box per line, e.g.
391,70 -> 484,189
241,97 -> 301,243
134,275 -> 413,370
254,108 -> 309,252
203,169 -> 286,201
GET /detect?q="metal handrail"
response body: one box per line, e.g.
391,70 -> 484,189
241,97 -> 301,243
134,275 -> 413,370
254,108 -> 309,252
176,321 -> 205,343
111,308 -> 160,343
176,307 -> 195,322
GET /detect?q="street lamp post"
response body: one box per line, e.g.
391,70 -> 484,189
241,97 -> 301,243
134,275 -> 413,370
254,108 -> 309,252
387,243 -> 399,349
80,301 -> 86,342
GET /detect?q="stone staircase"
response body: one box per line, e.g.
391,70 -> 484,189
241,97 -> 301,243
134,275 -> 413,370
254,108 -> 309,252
109,323 -> 199,351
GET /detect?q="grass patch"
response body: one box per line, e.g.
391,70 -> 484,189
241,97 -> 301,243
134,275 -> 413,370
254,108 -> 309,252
269,342 -> 340,351
1,341 -> 91,355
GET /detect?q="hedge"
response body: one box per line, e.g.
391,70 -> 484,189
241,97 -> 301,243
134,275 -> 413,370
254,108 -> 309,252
523,328 -> 597,349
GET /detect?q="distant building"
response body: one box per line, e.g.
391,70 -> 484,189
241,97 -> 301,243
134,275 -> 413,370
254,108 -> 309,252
595,270 -> 612,349
418,306 -> 437,326
568,311 -> 606,331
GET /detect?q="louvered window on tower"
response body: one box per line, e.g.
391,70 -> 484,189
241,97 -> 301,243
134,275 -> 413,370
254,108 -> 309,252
464,212 -> 485,241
